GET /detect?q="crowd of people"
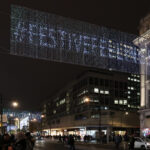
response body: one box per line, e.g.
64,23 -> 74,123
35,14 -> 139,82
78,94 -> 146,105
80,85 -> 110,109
114,133 -> 136,150
0,132 -> 35,150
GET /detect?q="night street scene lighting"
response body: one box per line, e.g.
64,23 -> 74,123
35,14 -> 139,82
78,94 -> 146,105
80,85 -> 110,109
0,0 -> 150,150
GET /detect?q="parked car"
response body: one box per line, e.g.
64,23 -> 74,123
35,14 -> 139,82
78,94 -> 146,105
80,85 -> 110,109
130,137 -> 150,149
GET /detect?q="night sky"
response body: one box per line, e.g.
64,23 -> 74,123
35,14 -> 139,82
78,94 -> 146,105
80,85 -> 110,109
0,0 -> 150,111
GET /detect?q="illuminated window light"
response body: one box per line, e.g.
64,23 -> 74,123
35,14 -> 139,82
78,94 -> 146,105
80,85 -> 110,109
114,100 -> 118,104
100,90 -> 104,94
94,88 -> 99,93
119,100 -> 123,105
137,93 -> 140,95
124,100 -> 128,105
105,91 -> 109,94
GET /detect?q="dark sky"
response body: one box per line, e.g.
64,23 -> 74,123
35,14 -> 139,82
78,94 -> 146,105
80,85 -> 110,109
0,0 -> 150,111
0,0 -> 150,50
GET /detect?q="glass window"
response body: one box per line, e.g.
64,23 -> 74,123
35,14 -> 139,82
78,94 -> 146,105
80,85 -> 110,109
124,100 -> 127,105
100,90 -> 104,94
93,99 -> 99,103
114,100 -> 118,104
94,88 -> 99,93
105,91 -> 109,94
119,100 -> 123,105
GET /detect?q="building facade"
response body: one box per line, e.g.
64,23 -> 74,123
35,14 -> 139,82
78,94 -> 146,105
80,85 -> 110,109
42,70 -> 140,139
134,29 -> 150,136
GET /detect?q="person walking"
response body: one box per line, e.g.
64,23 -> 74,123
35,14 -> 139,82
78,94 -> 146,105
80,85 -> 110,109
25,132 -> 35,150
114,134 -> 122,149
129,134 -> 135,150
15,132 -> 26,150
123,133 -> 129,150
68,135 -> 75,150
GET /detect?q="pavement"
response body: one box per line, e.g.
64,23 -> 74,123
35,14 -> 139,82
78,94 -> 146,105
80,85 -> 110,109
34,139 -> 126,150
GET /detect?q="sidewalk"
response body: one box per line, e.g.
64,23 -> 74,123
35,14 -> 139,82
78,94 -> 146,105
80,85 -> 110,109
74,142 -> 125,150
46,139 -> 126,150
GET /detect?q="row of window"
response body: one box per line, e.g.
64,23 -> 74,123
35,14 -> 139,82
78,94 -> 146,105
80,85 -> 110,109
114,99 -> 128,105
56,98 -> 66,107
128,77 -> 140,82
94,88 -> 109,94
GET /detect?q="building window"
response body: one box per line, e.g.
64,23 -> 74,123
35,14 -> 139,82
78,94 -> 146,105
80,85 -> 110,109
91,114 -> 99,119
114,100 -> 118,104
94,88 -> 99,93
100,90 -> 104,94
93,99 -> 99,103
124,100 -> 128,105
119,100 -> 123,105
53,110 -> 56,114
105,91 -> 109,94
137,93 -> 140,95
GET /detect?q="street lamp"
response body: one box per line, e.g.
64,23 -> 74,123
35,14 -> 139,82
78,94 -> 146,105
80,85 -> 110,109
84,97 -> 90,103
12,102 -> 19,108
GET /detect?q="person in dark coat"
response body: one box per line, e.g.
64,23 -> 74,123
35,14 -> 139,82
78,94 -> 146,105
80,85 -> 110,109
3,134 -> 11,150
68,135 -> 75,150
114,134 -> 122,149
129,135 -> 135,150
15,132 -> 26,150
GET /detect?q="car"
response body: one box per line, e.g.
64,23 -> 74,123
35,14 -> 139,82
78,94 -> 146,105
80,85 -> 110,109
131,137 -> 150,150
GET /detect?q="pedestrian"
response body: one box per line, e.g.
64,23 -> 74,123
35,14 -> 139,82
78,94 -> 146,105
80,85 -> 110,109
25,132 -> 35,150
129,134 -> 135,150
114,134 -> 122,149
68,135 -> 75,150
123,133 -> 129,150
15,132 -> 26,150
2,134 -> 11,150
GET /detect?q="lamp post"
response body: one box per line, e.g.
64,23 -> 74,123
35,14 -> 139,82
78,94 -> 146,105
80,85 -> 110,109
41,115 -> 45,136
11,101 -> 19,132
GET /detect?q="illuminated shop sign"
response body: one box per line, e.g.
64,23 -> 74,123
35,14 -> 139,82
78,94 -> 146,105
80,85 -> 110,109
11,5 -> 139,73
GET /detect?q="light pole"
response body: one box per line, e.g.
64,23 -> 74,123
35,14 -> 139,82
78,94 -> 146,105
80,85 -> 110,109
84,97 -> 90,137
41,115 -> 45,136
11,101 -> 19,132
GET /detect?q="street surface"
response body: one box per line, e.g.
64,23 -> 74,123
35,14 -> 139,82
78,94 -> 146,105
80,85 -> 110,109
34,139 -> 124,150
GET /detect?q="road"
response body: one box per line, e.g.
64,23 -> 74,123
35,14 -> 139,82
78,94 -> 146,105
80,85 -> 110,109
33,139 -> 123,150
34,140 -> 68,150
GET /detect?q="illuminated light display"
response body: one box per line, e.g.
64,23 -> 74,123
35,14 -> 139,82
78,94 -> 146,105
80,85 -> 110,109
11,5 -> 139,74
